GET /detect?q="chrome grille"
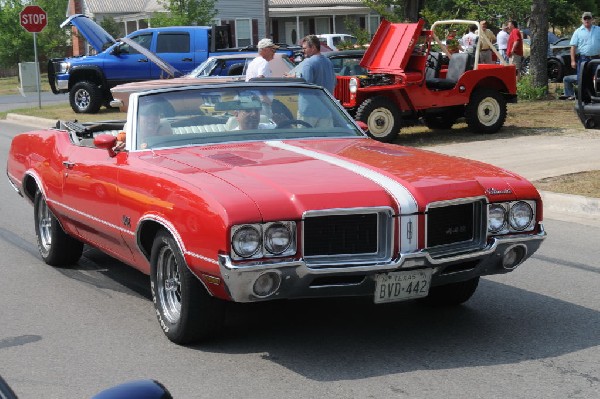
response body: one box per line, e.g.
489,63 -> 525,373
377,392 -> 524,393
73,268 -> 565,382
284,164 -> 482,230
303,208 -> 394,266
426,198 -> 487,258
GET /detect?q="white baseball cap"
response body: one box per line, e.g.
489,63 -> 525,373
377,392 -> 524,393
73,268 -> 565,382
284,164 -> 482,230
257,38 -> 280,49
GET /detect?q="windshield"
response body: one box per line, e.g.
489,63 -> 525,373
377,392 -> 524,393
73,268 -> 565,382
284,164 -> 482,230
133,84 -> 363,150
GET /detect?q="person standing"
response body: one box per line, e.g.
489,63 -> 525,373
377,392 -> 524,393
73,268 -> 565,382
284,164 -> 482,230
462,25 -> 478,54
497,24 -> 510,63
506,20 -> 524,79
295,35 -> 337,127
476,20 -> 496,63
245,38 -> 279,81
569,12 -> 600,77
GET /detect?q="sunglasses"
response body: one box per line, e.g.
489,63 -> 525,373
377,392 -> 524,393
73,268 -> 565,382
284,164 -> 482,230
584,16 -> 592,20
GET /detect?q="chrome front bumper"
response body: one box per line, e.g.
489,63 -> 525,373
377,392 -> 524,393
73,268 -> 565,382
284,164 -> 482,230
218,226 -> 547,303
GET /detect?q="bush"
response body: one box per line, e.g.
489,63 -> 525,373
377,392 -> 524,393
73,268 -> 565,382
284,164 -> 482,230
517,74 -> 548,101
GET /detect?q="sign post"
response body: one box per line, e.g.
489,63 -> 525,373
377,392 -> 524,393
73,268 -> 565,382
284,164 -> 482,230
20,5 -> 47,109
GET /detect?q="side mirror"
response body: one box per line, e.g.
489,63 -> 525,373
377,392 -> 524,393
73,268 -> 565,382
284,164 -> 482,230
94,133 -> 119,157
91,380 -> 172,399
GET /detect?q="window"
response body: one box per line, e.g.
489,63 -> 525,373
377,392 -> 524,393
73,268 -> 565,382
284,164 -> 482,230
120,33 -> 152,54
236,19 -> 251,47
156,33 -> 190,53
369,15 -> 381,35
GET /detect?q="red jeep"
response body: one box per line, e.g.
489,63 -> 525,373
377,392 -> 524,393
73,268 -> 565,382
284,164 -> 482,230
333,19 -> 518,142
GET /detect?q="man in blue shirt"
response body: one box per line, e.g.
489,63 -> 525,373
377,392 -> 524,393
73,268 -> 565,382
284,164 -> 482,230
570,12 -> 600,76
295,35 -> 337,127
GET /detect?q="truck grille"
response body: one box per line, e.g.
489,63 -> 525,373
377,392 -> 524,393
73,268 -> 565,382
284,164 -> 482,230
426,199 -> 487,257
334,76 -> 353,106
302,208 -> 393,266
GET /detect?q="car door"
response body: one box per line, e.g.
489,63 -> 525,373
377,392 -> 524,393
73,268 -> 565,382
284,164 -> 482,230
151,32 -> 196,76
61,146 -> 140,263
103,33 -> 154,85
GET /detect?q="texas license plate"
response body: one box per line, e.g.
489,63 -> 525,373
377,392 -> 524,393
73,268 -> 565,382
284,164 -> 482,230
374,269 -> 432,304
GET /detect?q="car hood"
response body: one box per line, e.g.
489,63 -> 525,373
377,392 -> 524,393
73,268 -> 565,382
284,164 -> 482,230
145,139 -> 537,221
61,14 -> 115,53
360,19 -> 425,74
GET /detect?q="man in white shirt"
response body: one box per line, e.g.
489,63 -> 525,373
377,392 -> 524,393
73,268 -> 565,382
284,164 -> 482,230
245,38 -> 279,81
497,24 -> 510,62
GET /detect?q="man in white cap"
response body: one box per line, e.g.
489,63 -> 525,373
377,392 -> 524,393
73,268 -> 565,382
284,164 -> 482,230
570,12 -> 600,77
245,38 -> 279,81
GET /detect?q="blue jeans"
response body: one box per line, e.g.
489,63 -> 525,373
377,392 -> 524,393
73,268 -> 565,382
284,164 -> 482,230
562,74 -> 577,97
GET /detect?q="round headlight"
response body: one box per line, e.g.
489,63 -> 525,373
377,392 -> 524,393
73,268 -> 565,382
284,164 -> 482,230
488,204 -> 507,233
264,223 -> 292,255
509,201 -> 533,231
349,77 -> 358,94
231,225 -> 261,258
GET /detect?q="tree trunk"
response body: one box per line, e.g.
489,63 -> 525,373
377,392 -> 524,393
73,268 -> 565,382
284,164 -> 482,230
529,0 -> 549,90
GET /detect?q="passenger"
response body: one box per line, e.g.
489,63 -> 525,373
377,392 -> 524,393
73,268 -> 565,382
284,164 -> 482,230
137,102 -> 172,149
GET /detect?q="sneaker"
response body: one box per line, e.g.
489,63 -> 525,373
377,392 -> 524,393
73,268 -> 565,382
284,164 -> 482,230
559,95 -> 569,100
567,96 -> 576,100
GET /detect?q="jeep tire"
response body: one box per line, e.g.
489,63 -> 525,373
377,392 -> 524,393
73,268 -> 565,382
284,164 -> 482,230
70,81 -> 103,114
465,88 -> 507,134
355,96 -> 402,143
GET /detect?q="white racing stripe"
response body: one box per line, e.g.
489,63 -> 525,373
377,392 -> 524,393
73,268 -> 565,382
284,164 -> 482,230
266,140 -> 419,251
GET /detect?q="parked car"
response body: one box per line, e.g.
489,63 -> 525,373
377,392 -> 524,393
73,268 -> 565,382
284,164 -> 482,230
334,19 -> 518,142
110,53 -> 295,112
7,80 -> 546,345
548,37 -> 573,82
575,59 -> 600,128
316,33 -> 358,51
289,49 -> 367,77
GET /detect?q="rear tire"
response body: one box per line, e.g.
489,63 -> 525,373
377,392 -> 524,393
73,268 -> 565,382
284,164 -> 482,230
419,277 -> 479,306
33,191 -> 83,266
547,58 -> 564,83
150,230 -> 224,344
355,96 -> 402,143
465,88 -> 507,133
70,81 -> 103,114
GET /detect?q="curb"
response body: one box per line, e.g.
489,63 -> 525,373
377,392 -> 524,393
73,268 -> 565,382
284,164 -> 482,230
5,113 -> 57,129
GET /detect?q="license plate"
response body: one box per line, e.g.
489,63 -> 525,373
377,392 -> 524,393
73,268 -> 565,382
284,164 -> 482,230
374,269 -> 432,304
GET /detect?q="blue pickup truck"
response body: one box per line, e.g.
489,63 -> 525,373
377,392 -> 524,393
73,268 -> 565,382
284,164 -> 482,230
48,15 -> 277,113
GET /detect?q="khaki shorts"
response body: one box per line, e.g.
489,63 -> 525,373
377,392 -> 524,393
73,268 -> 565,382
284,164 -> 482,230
510,54 -> 523,72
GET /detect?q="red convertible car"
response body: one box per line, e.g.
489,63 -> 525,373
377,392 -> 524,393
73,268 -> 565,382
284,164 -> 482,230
7,81 -> 546,344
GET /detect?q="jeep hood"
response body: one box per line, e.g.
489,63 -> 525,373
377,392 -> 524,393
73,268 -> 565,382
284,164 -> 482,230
360,19 -> 425,74
61,14 -> 115,53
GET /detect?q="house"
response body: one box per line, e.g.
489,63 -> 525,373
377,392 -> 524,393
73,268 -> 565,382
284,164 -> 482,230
67,0 -> 380,55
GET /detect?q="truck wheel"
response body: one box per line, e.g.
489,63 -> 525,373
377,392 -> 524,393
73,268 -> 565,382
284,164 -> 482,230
356,97 -> 401,142
70,81 -> 103,114
419,277 -> 479,306
150,230 -> 224,344
547,59 -> 563,83
33,191 -> 83,266
465,88 -> 507,134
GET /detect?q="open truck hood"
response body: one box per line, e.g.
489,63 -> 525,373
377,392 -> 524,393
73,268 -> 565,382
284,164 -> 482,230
360,19 -> 425,74
61,14 -> 116,53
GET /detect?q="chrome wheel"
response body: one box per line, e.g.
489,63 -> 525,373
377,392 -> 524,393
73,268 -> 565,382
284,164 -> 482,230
36,196 -> 53,256
156,245 -> 182,324
74,88 -> 91,110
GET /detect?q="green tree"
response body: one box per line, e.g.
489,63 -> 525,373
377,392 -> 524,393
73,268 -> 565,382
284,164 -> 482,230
151,0 -> 217,27
100,16 -> 122,39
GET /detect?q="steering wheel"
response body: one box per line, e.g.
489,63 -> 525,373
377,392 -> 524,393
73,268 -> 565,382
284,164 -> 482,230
276,119 -> 313,128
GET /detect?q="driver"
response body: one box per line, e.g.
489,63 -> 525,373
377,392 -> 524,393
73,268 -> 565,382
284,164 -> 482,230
138,102 -> 172,149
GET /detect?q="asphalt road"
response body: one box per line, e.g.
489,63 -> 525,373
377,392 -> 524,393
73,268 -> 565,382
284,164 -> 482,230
1,120 -> 599,398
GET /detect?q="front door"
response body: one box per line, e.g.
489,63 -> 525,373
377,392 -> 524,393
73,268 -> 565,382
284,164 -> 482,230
285,22 -> 301,45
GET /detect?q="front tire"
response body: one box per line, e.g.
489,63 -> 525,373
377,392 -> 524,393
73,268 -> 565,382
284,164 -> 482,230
150,230 -> 224,344
33,191 -> 83,266
355,96 -> 402,142
420,277 -> 480,306
465,88 -> 507,133
70,81 -> 103,114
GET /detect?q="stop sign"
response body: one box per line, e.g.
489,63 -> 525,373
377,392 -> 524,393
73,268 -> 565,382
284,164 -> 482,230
20,5 -> 47,33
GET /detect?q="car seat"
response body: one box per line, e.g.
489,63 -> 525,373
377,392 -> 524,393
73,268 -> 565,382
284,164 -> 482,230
425,53 -> 470,90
